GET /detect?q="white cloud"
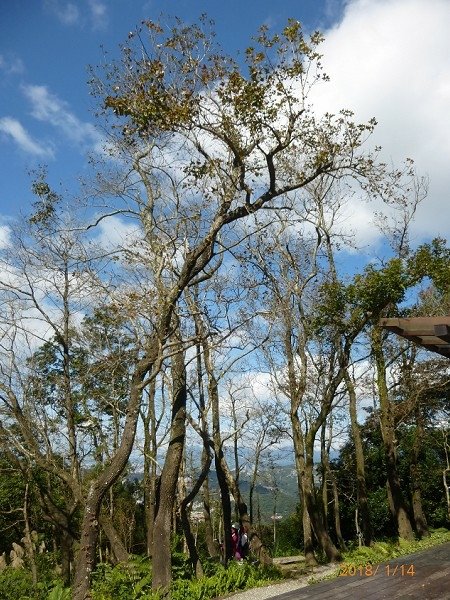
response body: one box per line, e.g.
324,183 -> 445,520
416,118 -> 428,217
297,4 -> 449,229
335,196 -> 384,251
0,225 -> 11,249
88,0 -> 107,29
0,54 -> 25,75
44,0 -> 108,30
313,0 -> 450,242
95,215 -> 142,251
22,84 -> 103,150
44,0 -> 80,25
0,255 -> 96,354
0,116 -> 54,157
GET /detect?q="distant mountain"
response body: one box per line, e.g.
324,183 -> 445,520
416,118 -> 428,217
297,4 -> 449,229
205,465 -> 300,521
129,459 -> 334,523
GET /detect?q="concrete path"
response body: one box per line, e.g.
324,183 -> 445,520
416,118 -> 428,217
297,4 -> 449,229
266,542 -> 450,599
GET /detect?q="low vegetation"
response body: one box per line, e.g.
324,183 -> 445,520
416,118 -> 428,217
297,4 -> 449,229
1,530 -> 450,599
0,556 -> 282,600
341,528 -> 450,567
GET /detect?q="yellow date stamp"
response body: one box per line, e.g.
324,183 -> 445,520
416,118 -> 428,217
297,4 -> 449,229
338,563 -> 416,577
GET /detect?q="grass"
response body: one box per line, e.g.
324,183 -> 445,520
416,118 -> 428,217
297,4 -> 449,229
304,527 -> 450,585
341,527 -> 450,567
272,528 -> 450,588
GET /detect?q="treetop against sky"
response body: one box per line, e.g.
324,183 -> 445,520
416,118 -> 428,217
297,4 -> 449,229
0,0 -> 449,258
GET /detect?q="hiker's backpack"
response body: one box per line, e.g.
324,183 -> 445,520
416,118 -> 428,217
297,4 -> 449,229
238,531 -> 249,558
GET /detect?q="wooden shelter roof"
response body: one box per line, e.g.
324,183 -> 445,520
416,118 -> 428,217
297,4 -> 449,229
380,316 -> 450,359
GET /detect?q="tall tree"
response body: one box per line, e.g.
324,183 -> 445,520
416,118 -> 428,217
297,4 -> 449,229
344,367 -> 373,545
0,186 -> 101,582
83,16 -> 392,594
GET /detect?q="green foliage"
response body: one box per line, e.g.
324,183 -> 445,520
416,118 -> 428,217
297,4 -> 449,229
102,15 -> 329,143
0,458 -> 26,554
367,488 -> 395,537
314,257 -> 410,338
169,561 -> 282,600
29,174 -> 61,226
349,259 -> 408,315
342,528 -> 450,567
271,509 -> 303,556
91,557 -> 282,600
0,568 -> 68,600
91,556 -> 153,600
408,237 -> 450,294
333,397 -> 450,542
314,237 -> 450,338
46,583 -> 71,600
170,550 -> 194,580
0,568 -> 35,600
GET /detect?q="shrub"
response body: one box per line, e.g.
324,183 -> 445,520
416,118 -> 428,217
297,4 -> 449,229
342,528 -> 450,568
92,557 -> 153,600
0,567 -> 69,600
170,561 -> 282,600
0,568 -> 34,600
46,583 -> 71,600
91,557 -> 282,600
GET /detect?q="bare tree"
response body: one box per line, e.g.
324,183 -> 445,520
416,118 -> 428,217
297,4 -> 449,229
0,201 -> 101,582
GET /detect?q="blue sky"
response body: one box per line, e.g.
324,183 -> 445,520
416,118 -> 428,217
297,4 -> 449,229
0,1 -> 340,220
1,0 -> 450,254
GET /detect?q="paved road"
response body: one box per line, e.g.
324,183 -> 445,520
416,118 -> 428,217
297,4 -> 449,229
266,542 -> 450,600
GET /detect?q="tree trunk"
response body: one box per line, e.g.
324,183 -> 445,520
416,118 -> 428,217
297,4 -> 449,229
372,326 -> 414,541
331,476 -> 346,551
24,463 -> 76,584
291,413 -> 318,566
303,445 -> 341,562
22,483 -> 37,585
410,471 -> 429,538
73,485 -> 103,600
302,502 -> 316,566
180,448 -> 212,577
36,487 -> 77,585
72,357 -> 152,600
410,409 -> 429,538
284,319 -> 321,566
201,455 -> 219,558
194,316 -> 219,560
321,424 -> 347,551
142,378 -> 157,557
194,294 -> 271,565
198,324 -> 234,564
345,370 -> 373,545
443,430 -> 450,522
214,450 -> 233,562
214,419 -> 271,564
233,491 -> 272,564
320,426 -> 329,523
60,529 -> 73,585
214,422 -> 272,564
249,478 -> 256,526
152,342 -> 187,592
180,507 -> 203,578
99,514 -> 129,564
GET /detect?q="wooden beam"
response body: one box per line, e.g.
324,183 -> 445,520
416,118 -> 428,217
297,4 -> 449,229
434,324 -> 450,343
379,316 -> 450,359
